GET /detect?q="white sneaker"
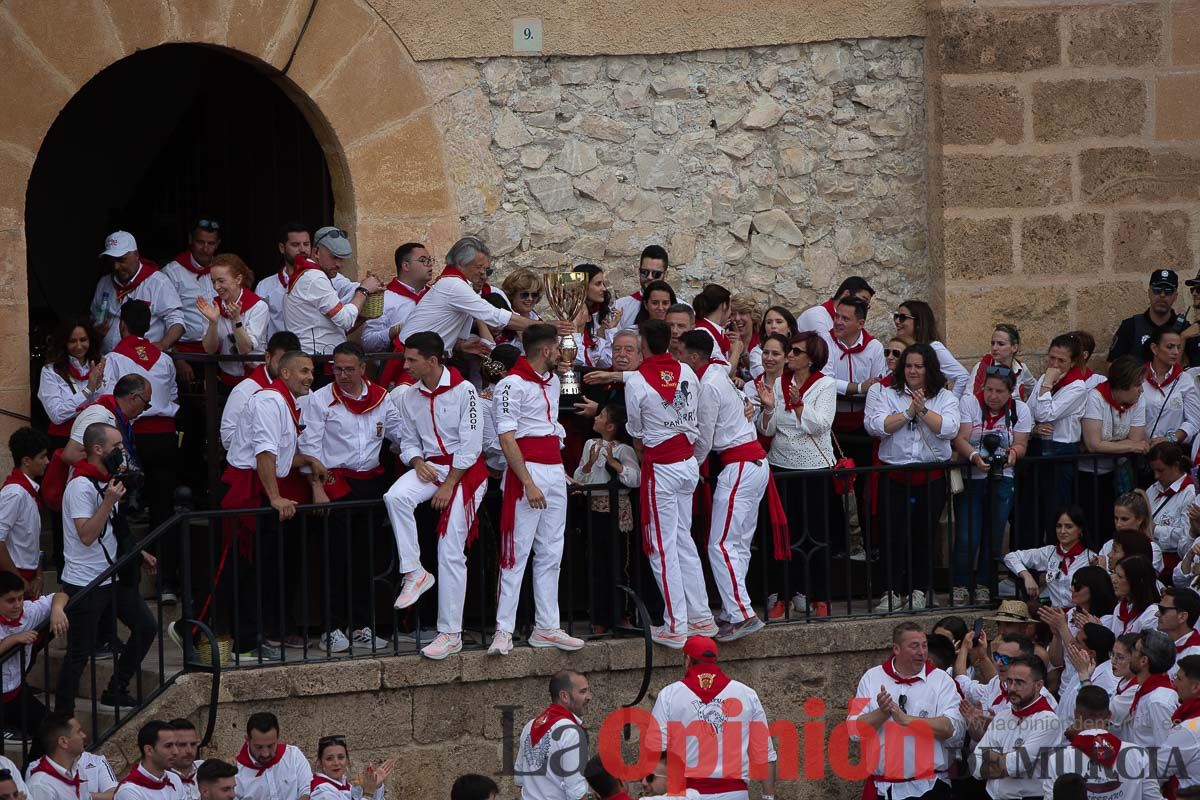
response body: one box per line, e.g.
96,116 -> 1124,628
974,586 -> 991,605
421,632 -> 463,660
791,593 -> 808,613
874,591 -> 905,613
650,626 -> 686,649
319,630 -> 350,653
488,630 -> 513,656
351,627 -> 390,650
529,628 -> 585,651
909,589 -> 927,610
393,568 -> 435,609
687,618 -> 719,637
952,587 -> 970,607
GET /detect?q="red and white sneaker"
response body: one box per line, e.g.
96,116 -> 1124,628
529,628 -> 585,651
393,568 -> 435,610
421,632 -> 463,660
688,618 -> 719,637
650,626 -> 686,649
488,630 -> 514,656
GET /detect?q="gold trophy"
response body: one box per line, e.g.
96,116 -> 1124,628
543,267 -> 587,401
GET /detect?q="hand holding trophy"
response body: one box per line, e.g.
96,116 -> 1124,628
542,266 -> 588,406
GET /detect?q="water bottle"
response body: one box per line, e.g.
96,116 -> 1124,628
92,290 -> 110,327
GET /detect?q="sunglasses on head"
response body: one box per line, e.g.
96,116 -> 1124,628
318,735 -> 347,747
884,348 -> 903,358
893,312 -> 914,323
314,229 -> 348,249
639,268 -> 665,280
196,218 -> 220,231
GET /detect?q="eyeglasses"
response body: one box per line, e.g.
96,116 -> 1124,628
893,312 -> 914,323
196,218 -> 221,231
1158,603 -> 1178,614
884,348 -> 903,358
410,256 -> 435,266
331,366 -> 360,375
315,229 -> 348,248
639,268 -> 665,280
985,365 -> 1013,378
517,291 -> 542,301
991,653 -> 1012,665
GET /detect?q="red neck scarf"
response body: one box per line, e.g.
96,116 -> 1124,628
32,758 -> 82,797
246,365 -> 272,389
418,367 -> 465,400
881,658 -> 934,685
173,770 -> 196,785
508,356 -> 552,387
976,391 -> 1015,430
821,298 -> 837,321
215,288 -> 262,318
785,370 -> 825,413
630,290 -> 643,302
637,353 -> 682,403
113,261 -> 158,301
255,380 -> 302,433
829,328 -> 874,360
696,318 -> 731,357
120,765 -> 173,791
71,460 -> 110,484
1178,630 -> 1200,654
682,663 -> 732,704
1097,381 -> 1136,414
386,278 -> 426,303
695,358 -> 723,380
437,266 -> 472,286
1129,673 -> 1175,717
1163,475 -> 1195,498
1069,732 -> 1122,769
113,335 -> 162,370
310,775 -> 350,793
173,251 -> 209,277
1056,540 -> 1086,575
1147,362 -> 1184,393
236,742 -> 286,776
3,468 -> 40,507
67,358 -> 91,383
1117,599 -> 1144,632
1175,697 -> 1200,722
529,704 -> 578,746
0,606 -> 23,627
1010,695 -> 1054,719
331,379 -> 387,415
284,256 -> 321,294
1050,366 -> 1086,394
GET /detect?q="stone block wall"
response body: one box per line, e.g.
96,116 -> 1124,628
931,0 -> 1200,362
418,39 -> 928,339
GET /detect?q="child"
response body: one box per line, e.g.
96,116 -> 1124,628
0,428 -> 51,597
0,571 -> 67,742
571,404 -> 639,634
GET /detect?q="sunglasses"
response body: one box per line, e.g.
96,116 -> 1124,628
991,653 -> 1012,665
790,347 -> 807,356
1158,604 -> 1178,614
517,291 -> 542,301
314,229 -> 348,250
639,269 -> 665,280
985,365 -> 1013,378
1152,287 -> 1176,295
893,312 -> 914,323
196,218 -> 221,231
884,348 -> 903,358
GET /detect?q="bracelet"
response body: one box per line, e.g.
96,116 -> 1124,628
968,451 -> 979,462
354,287 -> 367,296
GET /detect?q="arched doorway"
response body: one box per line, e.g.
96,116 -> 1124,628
25,43 -> 334,347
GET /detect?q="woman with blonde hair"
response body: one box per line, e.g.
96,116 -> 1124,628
728,294 -> 763,382
197,253 -> 269,386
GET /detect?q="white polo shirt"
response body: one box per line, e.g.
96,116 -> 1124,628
225,387 -> 303,475
27,756 -> 89,800
114,764 -> 180,800
299,381 -> 403,472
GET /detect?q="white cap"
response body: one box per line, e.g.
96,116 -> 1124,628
100,231 -> 137,258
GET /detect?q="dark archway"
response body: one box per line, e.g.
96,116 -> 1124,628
25,43 -> 334,345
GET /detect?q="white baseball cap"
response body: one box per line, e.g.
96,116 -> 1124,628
100,231 -> 137,258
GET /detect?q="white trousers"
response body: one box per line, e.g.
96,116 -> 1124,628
707,459 -> 768,623
495,462 -> 568,634
644,457 -> 711,633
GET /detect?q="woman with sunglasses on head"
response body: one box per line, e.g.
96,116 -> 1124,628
632,280 -> 675,329
196,254 -> 269,389
954,364 -> 1033,606
1142,327 -> 1200,450
310,736 -> 394,800
568,264 -> 618,369
892,300 -> 969,397
728,294 -> 763,382
864,343 -> 961,612
755,331 -> 836,618
1079,355 -> 1148,544
968,324 -> 1036,401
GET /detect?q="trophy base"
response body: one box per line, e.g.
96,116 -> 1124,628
559,365 -> 584,413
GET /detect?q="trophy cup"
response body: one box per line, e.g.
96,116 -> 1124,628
543,267 -> 588,404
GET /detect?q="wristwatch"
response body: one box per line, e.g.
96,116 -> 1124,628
234,322 -> 244,329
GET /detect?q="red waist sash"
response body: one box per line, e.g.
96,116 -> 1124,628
428,453 -> 490,546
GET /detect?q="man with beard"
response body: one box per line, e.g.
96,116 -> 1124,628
613,245 -> 674,332
255,222 -> 309,338
972,656 -> 1064,799
233,713 -> 311,800
1108,269 -> 1187,361
361,242 -> 432,354
91,231 -> 184,354
515,671 -> 592,800
284,230 -> 380,356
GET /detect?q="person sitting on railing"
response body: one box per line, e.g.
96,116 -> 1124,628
219,332 -> 301,452
55,422 -> 157,715
166,718 -> 201,800
864,342 -> 960,613
0,428 -> 50,598
309,736 -> 392,800
360,242 -> 431,355
195,255 -> 269,390
300,341 -> 401,655
0,570 -> 66,744
194,760 -> 235,800
571,403 -> 639,636
235,713 -> 311,800
115,720 -> 182,800
28,712 -> 114,800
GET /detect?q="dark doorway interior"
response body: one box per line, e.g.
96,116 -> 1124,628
25,42 -> 334,356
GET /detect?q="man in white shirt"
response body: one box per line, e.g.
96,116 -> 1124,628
653,637 -> 778,800
283,244 -> 380,356
195,761 -> 235,800
614,245 -> 672,332
679,331 -> 771,643
1157,587 -> 1200,679
971,656 -> 1063,799
0,428 -> 50,594
300,341 -> 401,653
361,242 -> 431,353
255,222 -> 310,339
1119,629 -> 1179,747
514,671 -> 591,800
312,226 -> 362,305
1159,654 -> 1200,797
160,219 -> 221,357
219,332 -> 301,451
795,276 -> 875,342
28,712 -> 101,800
234,713 -> 311,800
54,422 -> 157,715
166,719 -> 200,800
114,721 -> 180,800
386,332 -> 488,660
91,231 -> 185,353
848,623 -> 963,800
489,324 -> 583,656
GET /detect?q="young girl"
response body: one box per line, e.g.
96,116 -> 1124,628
310,737 -> 393,800
1003,506 -> 1094,609
572,403 -> 640,633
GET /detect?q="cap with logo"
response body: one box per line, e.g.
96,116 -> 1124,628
314,226 -> 352,259
1150,269 -> 1179,291
100,231 -> 138,258
683,636 -> 719,663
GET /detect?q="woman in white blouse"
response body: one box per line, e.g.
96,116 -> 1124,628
1106,555 -> 1160,638
309,736 -> 392,800
1143,327 -> 1200,448
891,300 -> 969,397
1079,355 -> 1147,545
864,342 -> 960,612
967,323 -> 1037,401
571,263 -> 617,369
1144,441 -> 1196,566
38,318 -> 104,439
755,331 -> 836,618
744,333 -> 788,454
196,254 -> 269,388
1003,505 -> 1095,609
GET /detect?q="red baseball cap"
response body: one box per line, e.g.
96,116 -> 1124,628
684,636 -> 719,663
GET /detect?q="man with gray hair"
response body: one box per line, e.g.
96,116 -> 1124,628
400,237 -> 570,353
1117,628 -> 1179,747
665,303 -> 694,360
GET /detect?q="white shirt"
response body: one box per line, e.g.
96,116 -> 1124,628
970,701 -> 1064,799
756,374 -> 836,470
211,300 -> 270,381
573,313 -> 613,369
1171,630 -> 1200,680
623,364 -> 701,448
1079,390 -> 1146,474
957,673 -> 1058,715
1056,658 -> 1118,727
399,274 -> 512,354
92,265 -> 184,353
331,272 -> 359,304
61,473 -> 118,587
394,369 -> 483,469
1160,713 -> 1200,792
864,384 -> 960,464
478,390 -> 505,472
299,382 -> 403,472
1041,730 -> 1158,800
284,268 -> 358,355
613,292 -> 645,333
1146,475 -> 1196,556
652,672 -> 779,788
693,319 -> 731,366
847,662 -> 964,798
572,439 -> 640,491
1106,602 -> 1161,638
78,753 -> 118,797
931,341 -> 969,398
254,270 -> 289,339
161,256 -> 215,344
114,764 -> 181,800
220,370 -> 270,451
1030,374 -> 1090,444
796,301 -> 836,339
0,595 -> 52,693
225,388 -> 302,475
38,361 -> 95,428
958,394 -> 1034,480
25,757 -> 81,800
1002,543 -> 1095,608
361,281 -> 423,353
0,473 -> 43,571
234,745 -> 312,800
102,338 -> 179,422
309,774 -> 381,800
513,711 -> 588,800
1097,537 -> 1165,574
968,359 -> 1037,403
826,332 -> 887,415
1144,365 -> 1200,443
68,405 -> 117,446
1116,680 -> 1178,748
695,362 -> 757,463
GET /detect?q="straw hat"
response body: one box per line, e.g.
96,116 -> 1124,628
983,600 -> 1034,623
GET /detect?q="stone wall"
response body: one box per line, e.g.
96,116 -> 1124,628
96,617 -> 934,800
418,40 -> 929,339
930,0 -> 1200,362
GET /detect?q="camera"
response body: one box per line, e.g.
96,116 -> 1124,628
980,433 -> 1007,475
102,447 -> 146,492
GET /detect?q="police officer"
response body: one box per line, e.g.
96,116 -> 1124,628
1108,268 -> 1187,361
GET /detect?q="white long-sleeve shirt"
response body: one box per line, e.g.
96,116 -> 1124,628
624,364 -> 700,448
161,255 -> 215,345
1144,364 -> 1200,443
0,472 -> 43,571
695,362 -> 757,463
1145,474 -> 1196,556
210,297 -> 269,382
1098,537 -> 1165,574
284,266 -> 358,355
1002,543 -> 1095,608
27,755 -> 88,800
796,300 -> 837,338
864,383 -> 960,464
514,710 -> 588,800
226,387 -> 303,475
309,774 -> 382,800
394,368 -> 483,467
572,439 -> 639,491
1029,373 -> 1090,444
234,745 -> 312,800
299,382 -> 403,472
756,374 -> 836,470
114,764 -> 181,800
970,701 -> 1064,799
1106,601 -> 1160,638
931,341 -> 969,398
399,273 -> 512,354
38,360 -> 96,430
1159,713 -> 1200,794
101,337 -> 179,426
91,264 -> 184,353
1055,657 -> 1117,727
826,332 -> 887,416
0,595 -> 53,693
1041,730 -> 1159,800
360,280 -> 424,353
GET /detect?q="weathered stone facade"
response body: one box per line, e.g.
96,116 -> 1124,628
419,40 -> 928,336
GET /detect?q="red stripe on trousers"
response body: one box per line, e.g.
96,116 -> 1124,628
717,462 -> 748,619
